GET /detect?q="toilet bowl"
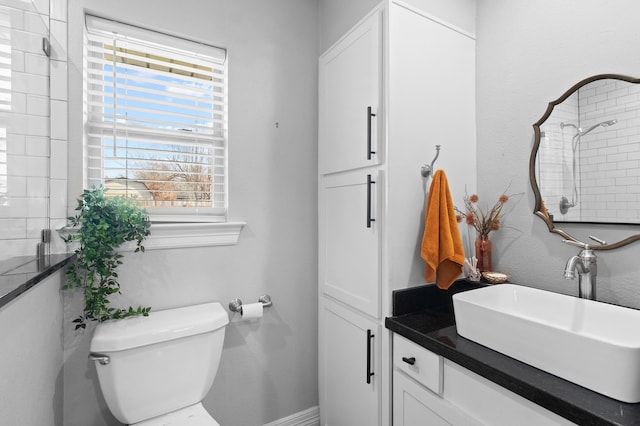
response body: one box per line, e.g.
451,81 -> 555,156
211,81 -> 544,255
89,302 -> 229,425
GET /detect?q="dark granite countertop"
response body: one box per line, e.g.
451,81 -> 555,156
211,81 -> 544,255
385,281 -> 640,426
0,253 -> 75,309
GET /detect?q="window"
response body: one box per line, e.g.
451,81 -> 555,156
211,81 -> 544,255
84,15 -> 227,222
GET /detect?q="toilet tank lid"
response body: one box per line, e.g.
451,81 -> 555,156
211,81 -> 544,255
90,302 -> 229,352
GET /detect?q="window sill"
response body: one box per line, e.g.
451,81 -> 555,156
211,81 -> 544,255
58,221 -> 246,251
120,221 -> 246,251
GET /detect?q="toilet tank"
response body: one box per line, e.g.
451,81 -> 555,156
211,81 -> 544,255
90,302 -> 229,425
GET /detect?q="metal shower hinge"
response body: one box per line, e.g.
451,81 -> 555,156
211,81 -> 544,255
42,37 -> 51,57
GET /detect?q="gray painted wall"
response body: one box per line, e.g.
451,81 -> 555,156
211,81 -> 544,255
64,0 -> 319,424
476,0 -> 640,308
0,272 -> 64,426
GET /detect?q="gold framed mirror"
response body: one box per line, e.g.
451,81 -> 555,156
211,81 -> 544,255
530,74 -> 640,250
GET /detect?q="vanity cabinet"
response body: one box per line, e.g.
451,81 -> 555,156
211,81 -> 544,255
394,368 -> 478,426
394,335 -> 479,426
393,334 -> 577,426
318,2 -> 476,425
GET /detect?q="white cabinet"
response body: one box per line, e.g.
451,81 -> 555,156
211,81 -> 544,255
393,334 -> 479,426
318,10 -> 381,175
394,369 -> 478,426
319,298 -> 380,426
319,170 -> 381,317
393,334 -> 442,395
318,2 -> 476,425
318,9 -> 385,425
392,334 -> 578,426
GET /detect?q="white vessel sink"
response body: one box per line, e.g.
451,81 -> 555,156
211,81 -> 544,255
452,284 -> 640,403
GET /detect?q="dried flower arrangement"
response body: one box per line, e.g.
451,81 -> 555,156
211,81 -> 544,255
455,189 -> 512,237
455,186 -> 521,273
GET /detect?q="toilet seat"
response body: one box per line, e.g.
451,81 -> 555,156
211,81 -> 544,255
133,403 -> 220,426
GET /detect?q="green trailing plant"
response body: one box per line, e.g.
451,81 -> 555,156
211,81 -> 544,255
63,186 -> 152,329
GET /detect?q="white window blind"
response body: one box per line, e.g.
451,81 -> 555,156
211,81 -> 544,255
84,15 -> 227,220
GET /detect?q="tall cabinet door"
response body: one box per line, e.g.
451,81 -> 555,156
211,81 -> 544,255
319,170 -> 381,318
320,298 -> 381,426
318,10 -> 382,175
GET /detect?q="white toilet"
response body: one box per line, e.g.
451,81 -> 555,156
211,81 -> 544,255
89,302 -> 229,425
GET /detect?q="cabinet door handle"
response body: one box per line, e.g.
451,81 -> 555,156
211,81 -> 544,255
402,356 -> 416,366
367,106 -> 376,160
367,174 -> 376,228
366,329 -> 375,384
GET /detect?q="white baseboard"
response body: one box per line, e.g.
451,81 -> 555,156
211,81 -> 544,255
262,406 -> 320,426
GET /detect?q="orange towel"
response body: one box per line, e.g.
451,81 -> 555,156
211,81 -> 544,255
421,170 -> 465,290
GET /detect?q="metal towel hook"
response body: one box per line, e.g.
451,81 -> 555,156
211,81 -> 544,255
420,145 -> 441,178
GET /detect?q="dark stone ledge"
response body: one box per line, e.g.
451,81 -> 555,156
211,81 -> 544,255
0,253 -> 75,309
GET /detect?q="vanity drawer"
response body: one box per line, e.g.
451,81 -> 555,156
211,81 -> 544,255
394,334 -> 443,395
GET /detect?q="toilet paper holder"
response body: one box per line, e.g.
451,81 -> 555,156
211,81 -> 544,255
229,294 -> 272,314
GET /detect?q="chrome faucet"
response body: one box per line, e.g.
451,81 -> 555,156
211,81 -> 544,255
562,237 -> 603,300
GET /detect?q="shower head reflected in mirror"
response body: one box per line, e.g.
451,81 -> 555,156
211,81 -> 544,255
558,118 -> 618,215
577,119 -> 618,137
560,119 -> 618,138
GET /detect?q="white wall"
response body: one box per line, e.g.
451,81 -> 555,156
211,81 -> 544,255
0,271 -> 64,426
476,0 -> 640,308
64,0 -> 319,425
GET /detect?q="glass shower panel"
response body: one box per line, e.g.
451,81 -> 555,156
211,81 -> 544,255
0,0 -> 50,261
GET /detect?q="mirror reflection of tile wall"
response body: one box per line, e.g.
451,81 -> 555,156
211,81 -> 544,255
538,92 -> 579,221
539,79 -> 640,224
578,80 -> 640,223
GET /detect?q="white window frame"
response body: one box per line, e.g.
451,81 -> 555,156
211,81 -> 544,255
83,15 -> 243,248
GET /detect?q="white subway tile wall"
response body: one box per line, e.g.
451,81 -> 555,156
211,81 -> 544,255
0,0 -> 68,260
